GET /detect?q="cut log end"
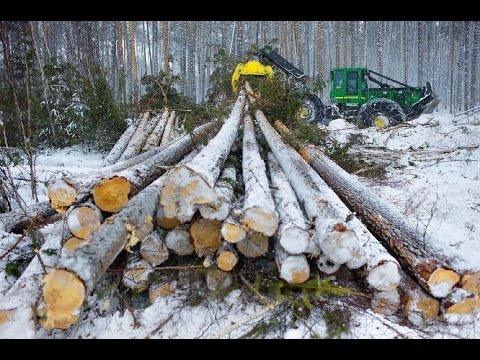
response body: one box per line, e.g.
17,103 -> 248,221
122,260 -> 153,293
217,251 -> 238,272
61,237 -> 85,258
279,226 -> 309,255
404,294 -> 440,326
426,268 -> 460,298
221,222 -> 246,243
441,288 -> 476,324
372,289 -> 401,316
0,309 -> 16,326
243,207 -> 278,237
41,269 -> 85,330
367,261 -> 401,291
67,206 -> 102,239
92,177 -> 131,213
149,281 -> 177,304
190,218 -> 222,252
140,232 -> 169,266
279,256 -> 310,284
236,232 -> 269,258
156,206 -> 182,229
165,228 -> 194,256
317,255 -> 341,275
320,225 -> 358,264
48,180 -> 77,214
160,166 -> 218,223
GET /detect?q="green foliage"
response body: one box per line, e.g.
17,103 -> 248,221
5,258 -> 28,278
206,48 -> 238,105
323,309 -> 351,338
41,248 -> 57,256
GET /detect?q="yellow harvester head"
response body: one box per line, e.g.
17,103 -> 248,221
231,60 -> 273,93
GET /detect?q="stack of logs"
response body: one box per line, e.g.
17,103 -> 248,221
0,87 -> 478,336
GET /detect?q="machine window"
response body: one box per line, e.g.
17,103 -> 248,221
347,72 -> 358,95
335,70 -> 344,88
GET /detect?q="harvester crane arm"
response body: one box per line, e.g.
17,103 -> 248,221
259,46 -> 307,82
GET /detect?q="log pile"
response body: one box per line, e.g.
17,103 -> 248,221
0,87 -> 475,337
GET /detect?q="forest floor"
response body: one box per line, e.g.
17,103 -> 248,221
2,112 -> 480,339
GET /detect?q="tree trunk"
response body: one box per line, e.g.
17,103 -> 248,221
267,153 -> 309,254
102,119 -> 141,166
118,112 -> 156,162
159,110 -> 176,147
159,92 -> 246,223
162,21 -> 169,77
254,111 -> 358,265
143,110 -> 169,151
298,144 -> 460,298
242,113 -> 278,237
130,21 -> 138,103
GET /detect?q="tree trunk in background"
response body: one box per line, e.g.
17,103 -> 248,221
377,22 -> 383,73
281,21 -> 287,58
316,22 -> 323,80
294,21 -> 302,69
463,21 -> 470,111
470,22 -> 478,108
350,21 -> 356,67
449,21 -> 455,113
130,21 -> 138,104
403,21 -> 408,83
335,22 -> 340,67
343,21 -> 348,66
162,21 -> 169,77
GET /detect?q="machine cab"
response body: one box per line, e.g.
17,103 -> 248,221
330,68 -> 368,105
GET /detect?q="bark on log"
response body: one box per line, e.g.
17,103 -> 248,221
199,167 -> 236,221
122,256 -> 154,293
140,230 -> 169,266
216,241 -> 239,272
102,118 -> 141,166
267,118 -> 401,291
143,110 -> 169,151
159,91 -> 246,222
254,110 -> 357,264
190,218 -> 222,254
298,143 -> 460,298
66,202 -> 103,239
117,112 -> 155,162
48,121 -> 217,213
221,213 -> 246,243
159,110 -> 176,147
0,230 -> 62,337
0,200 -> 59,234
267,153 -> 309,254
236,231 -> 269,258
164,225 -> 194,256
242,113 -> 278,236
275,242 -> 310,284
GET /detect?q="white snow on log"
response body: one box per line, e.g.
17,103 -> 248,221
164,226 -> 194,255
366,261 -> 401,292
199,167 -> 236,221
371,289 -> 400,316
143,110 -> 169,151
267,153 -> 309,254
317,254 -> 341,274
159,110 -> 176,147
275,242 -> 310,284
102,119 -> 140,166
117,112 -> 152,162
242,113 -> 278,236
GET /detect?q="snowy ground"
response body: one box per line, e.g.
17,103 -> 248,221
1,113 -> 479,339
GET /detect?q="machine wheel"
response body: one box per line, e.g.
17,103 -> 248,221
299,93 -> 326,124
357,98 -> 406,129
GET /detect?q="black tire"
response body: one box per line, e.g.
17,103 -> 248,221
299,93 -> 326,124
357,98 -> 406,128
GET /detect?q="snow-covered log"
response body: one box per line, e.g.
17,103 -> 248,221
143,110 -> 169,151
317,254 -> 341,274
275,242 -> 310,284
440,288 -> 476,324
371,289 -> 401,316
265,118 -> 401,291
0,201 -> 60,233
159,91 -> 246,222
267,153 -> 309,254
221,213 -> 246,243
199,167 -> 236,221
102,118 -> 141,166
66,202 -> 103,239
236,231 -> 269,258
48,121 -> 217,213
242,113 -> 278,236
164,225 -> 194,256
0,230 -> 62,337
254,110 -> 356,264
216,241 -> 238,272
159,110 -> 176,147
190,218 -> 222,254
117,112 -> 156,162
140,230 -> 169,266
298,143 -> 460,298
122,255 -> 154,293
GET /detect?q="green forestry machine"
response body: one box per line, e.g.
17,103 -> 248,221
232,45 -> 440,128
